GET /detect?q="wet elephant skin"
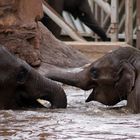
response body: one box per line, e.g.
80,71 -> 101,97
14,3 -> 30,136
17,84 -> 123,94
46,47 -> 140,113
41,0 -> 109,41
0,46 -> 67,109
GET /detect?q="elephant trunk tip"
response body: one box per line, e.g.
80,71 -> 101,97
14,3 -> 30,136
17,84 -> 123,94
50,89 -> 67,109
51,103 -> 67,109
51,99 -> 67,109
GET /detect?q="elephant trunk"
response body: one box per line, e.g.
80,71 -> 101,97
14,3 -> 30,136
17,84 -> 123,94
45,66 -> 91,90
78,2 -> 109,41
24,68 -> 67,108
81,16 -> 108,41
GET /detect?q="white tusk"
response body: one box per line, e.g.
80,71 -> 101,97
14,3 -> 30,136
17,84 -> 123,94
37,98 -> 51,108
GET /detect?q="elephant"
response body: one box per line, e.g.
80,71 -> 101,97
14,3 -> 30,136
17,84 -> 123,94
45,47 -> 140,113
0,46 -> 67,109
41,0 -> 109,41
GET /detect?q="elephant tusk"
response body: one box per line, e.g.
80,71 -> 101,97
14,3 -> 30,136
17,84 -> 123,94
37,98 -> 51,108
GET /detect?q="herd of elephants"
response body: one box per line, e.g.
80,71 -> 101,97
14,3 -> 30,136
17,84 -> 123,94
0,0 -> 140,114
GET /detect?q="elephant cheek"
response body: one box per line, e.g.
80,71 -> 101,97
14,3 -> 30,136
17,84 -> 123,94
94,91 -> 120,106
86,88 -> 112,105
93,92 -> 107,104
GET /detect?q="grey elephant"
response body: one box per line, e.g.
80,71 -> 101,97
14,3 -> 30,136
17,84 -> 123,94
45,47 -> 140,113
41,0 -> 109,41
0,46 -> 67,109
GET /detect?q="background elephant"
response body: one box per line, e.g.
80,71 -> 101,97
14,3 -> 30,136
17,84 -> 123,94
45,47 -> 140,113
0,46 -> 67,109
41,0 -> 109,41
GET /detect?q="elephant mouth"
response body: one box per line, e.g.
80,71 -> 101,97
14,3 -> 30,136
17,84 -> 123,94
85,88 -> 95,102
85,80 -> 99,102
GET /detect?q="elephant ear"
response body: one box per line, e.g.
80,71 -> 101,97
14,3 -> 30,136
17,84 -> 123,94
127,73 -> 140,113
16,65 -> 30,84
115,60 -> 136,94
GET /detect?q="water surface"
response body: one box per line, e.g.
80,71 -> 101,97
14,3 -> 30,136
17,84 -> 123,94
0,86 -> 140,140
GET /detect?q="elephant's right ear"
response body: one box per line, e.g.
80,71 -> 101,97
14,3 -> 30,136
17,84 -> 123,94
16,65 -> 29,85
115,60 -> 136,94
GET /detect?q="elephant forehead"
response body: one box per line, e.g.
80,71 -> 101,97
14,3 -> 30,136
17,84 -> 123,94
0,47 -> 29,75
0,47 -> 18,65
93,57 -> 114,69
90,55 -> 118,81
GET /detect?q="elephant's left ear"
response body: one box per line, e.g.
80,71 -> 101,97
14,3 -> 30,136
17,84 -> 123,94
16,65 -> 30,84
115,61 -> 136,94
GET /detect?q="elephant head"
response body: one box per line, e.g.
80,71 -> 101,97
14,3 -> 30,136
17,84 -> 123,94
46,47 -> 140,112
0,46 -> 67,109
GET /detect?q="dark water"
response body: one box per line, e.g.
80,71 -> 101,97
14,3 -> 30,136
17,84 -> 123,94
1,86 -> 140,140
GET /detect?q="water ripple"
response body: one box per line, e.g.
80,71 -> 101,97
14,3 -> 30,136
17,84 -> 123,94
0,86 -> 140,140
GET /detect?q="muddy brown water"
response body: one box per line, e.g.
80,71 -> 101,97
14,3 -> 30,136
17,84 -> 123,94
0,86 -> 140,140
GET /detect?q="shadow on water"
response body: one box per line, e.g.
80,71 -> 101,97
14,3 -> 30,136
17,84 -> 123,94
1,86 -> 140,140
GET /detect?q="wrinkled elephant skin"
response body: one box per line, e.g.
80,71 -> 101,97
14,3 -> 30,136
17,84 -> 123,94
41,0 -> 109,41
46,47 -> 140,113
0,46 -> 67,109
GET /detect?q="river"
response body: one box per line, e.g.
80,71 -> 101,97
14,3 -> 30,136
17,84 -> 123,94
0,86 -> 140,140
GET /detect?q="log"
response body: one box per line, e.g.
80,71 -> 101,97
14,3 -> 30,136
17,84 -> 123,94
38,22 -> 89,72
65,41 -> 131,60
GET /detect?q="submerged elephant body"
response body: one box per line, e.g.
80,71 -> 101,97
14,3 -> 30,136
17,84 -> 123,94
41,0 -> 109,41
0,46 -> 67,109
46,47 -> 140,113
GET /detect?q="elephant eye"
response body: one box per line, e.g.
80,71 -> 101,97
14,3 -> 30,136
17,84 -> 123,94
90,68 -> 98,79
17,66 -> 29,84
81,12 -> 85,17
